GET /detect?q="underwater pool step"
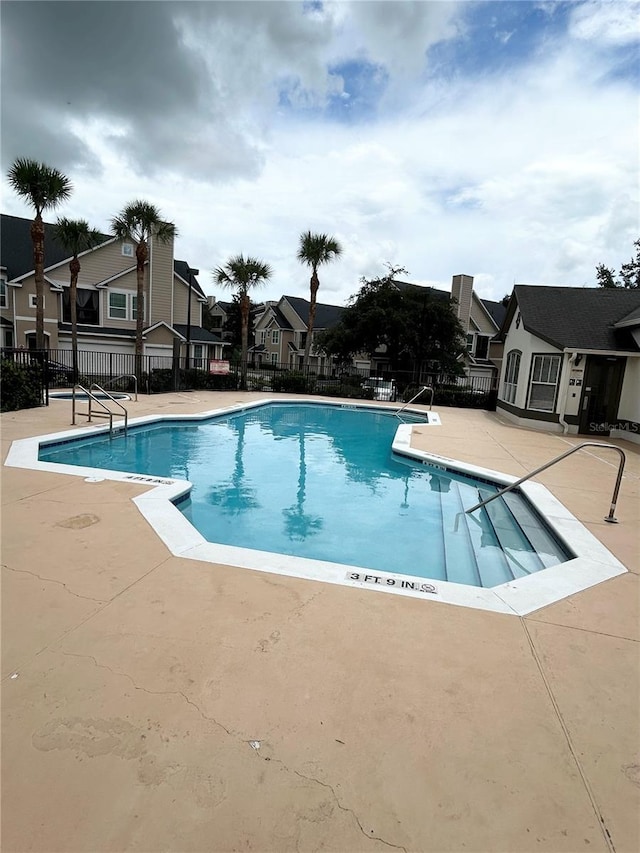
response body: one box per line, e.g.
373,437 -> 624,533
477,487 -> 545,579
437,477 -> 482,586
455,484 -> 516,587
502,492 -> 569,569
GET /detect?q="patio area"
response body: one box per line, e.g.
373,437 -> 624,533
2,392 -> 638,853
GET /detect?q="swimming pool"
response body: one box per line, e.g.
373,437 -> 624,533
38,402 -> 570,588
6,398 -> 627,613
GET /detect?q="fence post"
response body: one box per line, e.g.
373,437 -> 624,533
172,339 -> 181,392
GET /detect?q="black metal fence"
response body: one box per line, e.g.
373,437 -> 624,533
0,348 -> 498,410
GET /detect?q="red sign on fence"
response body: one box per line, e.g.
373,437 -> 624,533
209,359 -> 230,375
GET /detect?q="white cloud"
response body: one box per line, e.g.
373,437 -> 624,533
569,0 -> 640,46
2,1 -> 637,308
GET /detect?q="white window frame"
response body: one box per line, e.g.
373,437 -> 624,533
271,329 -> 280,344
0,279 -> 7,309
122,243 -> 134,258
108,290 -> 138,321
271,351 -> 278,365
501,349 -> 521,404
29,293 -> 44,309
527,353 -> 561,412
258,330 -> 266,344
192,343 -> 204,369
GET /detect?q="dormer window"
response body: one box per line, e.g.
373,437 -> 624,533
122,243 -> 134,258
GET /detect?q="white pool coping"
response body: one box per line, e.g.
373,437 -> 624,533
4,399 -> 627,616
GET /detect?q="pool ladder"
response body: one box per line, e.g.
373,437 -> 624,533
396,386 -> 434,418
71,383 -> 128,436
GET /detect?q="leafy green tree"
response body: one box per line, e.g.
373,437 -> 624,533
597,239 -> 640,288
54,218 -> 103,382
319,264 -> 466,381
213,254 -> 272,389
111,201 -> 177,379
7,158 -> 72,349
297,231 -> 342,368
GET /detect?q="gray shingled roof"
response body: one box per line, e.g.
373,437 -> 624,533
481,298 -> 507,329
513,285 -> 640,352
269,305 -> 294,330
173,260 -> 205,298
58,323 -> 136,337
390,280 -> 450,303
283,295 -> 344,328
173,324 -> 222,344
614,305 -> 640,328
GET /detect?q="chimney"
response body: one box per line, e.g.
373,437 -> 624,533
451,274 -> 474,331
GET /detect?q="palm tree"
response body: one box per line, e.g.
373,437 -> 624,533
297,231 -> 342,369
111,201 -> 176,380
54,218 -> 103,383
6,158 -> 72,350
214,254 -> 272,390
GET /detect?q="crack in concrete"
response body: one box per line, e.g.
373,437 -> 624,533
60,651 -> 234,737
526,616 -> 639,644
2,564 -> 108,604
291,768 -> 408,852
520,619 -> 617,853
60,649 -> 407,851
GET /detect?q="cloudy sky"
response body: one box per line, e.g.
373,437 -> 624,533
1,0 -> 638,305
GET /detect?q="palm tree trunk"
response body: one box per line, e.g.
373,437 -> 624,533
69,256 -> 80,384
240,291 -> 249,390
31,213 -> 45,350
135,240 -> 147,383
303,269 -> 319,369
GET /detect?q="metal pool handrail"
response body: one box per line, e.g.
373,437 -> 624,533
396,386 -> 433,418
108,373 -> 138,401
465,442 -> 626,524
71,383 -> 128,435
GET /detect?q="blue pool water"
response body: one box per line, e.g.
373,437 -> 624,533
39,402 -> 571,587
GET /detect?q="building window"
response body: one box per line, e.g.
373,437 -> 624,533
501,350 -> 521,404
29,293 -> 44,309
271,351 -> 278,365
475,335 -> 489,360
108,290 -> 138,321
0,279 -> 7,309
466,333 -> 474,352
62,290 -> 99,325
271,329 -> 280,344
192,344 -> 203,369
258,330 -> 266,344
528,354 -> 561,412
108,292 -> 127,319
122,243 -> 134,258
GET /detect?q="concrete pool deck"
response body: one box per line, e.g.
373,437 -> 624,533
2,392 -> 639,853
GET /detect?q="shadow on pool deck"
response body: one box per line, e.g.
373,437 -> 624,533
2,393 -> 639,853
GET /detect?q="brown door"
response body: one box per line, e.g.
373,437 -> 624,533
578,356 -> 625,436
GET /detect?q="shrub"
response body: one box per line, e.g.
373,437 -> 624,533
271,370 -> 315,393
148,368 -> 238,393
0,358 -> 44,411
